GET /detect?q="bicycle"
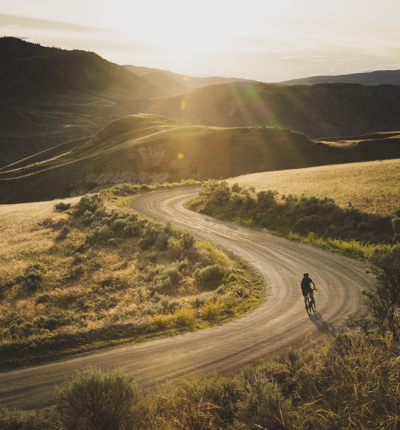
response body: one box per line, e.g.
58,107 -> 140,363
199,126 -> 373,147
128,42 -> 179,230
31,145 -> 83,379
305,288 -> 317,315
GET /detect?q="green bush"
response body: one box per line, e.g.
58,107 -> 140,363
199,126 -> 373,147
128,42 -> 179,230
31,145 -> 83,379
362,243 -> 400,337
203,300 -> 222,320
23,263 -> 46,291
56,367 -> 142,430
195,264 -> 223,285
54,202 -> 71,211
174,307 -> 195,327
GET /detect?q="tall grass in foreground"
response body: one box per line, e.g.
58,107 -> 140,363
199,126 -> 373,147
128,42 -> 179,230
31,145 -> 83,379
2,331 -> 399,429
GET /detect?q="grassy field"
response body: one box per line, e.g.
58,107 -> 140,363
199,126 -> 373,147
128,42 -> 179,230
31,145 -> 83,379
0,185 -> 262,369
229,158 -> 400,217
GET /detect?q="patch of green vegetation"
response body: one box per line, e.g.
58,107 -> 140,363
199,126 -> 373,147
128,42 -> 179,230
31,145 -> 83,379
188,180 -> 398,259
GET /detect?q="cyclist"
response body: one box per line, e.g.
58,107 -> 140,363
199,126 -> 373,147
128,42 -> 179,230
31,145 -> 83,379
301,273 -> 316,309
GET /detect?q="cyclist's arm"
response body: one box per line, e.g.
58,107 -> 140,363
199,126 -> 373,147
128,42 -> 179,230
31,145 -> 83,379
311,281 -> 317,291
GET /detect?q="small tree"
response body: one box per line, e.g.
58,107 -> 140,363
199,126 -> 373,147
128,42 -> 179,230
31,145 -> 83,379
362,243 -> 400,338
56,367 -> 142,430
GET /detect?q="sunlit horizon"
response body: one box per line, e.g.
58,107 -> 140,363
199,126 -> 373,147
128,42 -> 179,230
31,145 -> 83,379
1,0 -> 399,82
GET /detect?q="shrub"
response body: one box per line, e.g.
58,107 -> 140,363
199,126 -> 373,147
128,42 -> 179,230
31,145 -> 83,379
181,178 -> 196,186
110,218 -> 127,231
191,292 -> 212,308
362,243 -> 400,337
56,225 -> 70,241
42,312 -> 72,331
153,313 -> 173,329
36,293 -> 50,304
24,263 -> 46,290
116,197 -> 130,207
232,182 -> 242,193
257,190 -> 277,209
203,300 -> 222,320
55,202 -> 71,211
195,264 -> 223,285
174,307 -> 195,327
56,367 -> 141,430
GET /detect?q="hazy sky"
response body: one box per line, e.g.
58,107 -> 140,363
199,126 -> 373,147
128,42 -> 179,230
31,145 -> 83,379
1,0 -> 399,82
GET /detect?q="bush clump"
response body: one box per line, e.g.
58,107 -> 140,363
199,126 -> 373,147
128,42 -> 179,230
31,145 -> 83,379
54,202 -> 71,211
56,367 -> 142,430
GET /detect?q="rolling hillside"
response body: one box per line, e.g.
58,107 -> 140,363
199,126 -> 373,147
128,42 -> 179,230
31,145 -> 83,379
281,69 -> 400,86
0,37 -> 154,98
229,157 -> 400,217
146,81 -> 400,138
0,38 -> 156,167
1,114 -> 400,204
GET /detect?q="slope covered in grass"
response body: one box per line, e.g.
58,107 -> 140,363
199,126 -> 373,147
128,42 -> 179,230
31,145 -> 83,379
0,37 -> 156,167
229,158 -> 400,217
2,114 -> 400,204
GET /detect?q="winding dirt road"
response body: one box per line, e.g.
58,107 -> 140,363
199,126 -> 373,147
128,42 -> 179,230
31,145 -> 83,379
0,187 -> 372,410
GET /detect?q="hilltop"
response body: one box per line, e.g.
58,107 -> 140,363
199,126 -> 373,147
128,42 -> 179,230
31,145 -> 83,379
281,69 -> 400,86
0,38 -> 156,167
1,114 -> 400,204
146,81 -> 400,138
0,37 -> 153,98
124,64 -> 253,90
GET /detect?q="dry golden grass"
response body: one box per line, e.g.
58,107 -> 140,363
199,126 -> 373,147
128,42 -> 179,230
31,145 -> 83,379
229,158 -> 400,216
0,198 -> 79,277
0,194 -> 261,355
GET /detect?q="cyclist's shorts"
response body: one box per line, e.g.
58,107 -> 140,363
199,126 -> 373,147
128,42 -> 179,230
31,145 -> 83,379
301,286 -> 312,297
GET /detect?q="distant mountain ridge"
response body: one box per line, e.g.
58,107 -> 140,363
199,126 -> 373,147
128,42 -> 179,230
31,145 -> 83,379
124,64 -> 255,90
281,69 -> 400,86
146,81 -> 400,138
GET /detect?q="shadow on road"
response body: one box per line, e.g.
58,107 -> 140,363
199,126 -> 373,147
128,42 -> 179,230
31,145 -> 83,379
308,312 -> 336,337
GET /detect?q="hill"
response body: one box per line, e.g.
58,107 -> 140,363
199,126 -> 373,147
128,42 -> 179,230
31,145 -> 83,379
281,69 -> 400,86
145,81 -> 400,139
229,157 -> 400,217
0,37 -> 154,98
140,70 -> 188,95
1,114 -> 400,204
0,38 -> 156,167
124,64 -> 254,89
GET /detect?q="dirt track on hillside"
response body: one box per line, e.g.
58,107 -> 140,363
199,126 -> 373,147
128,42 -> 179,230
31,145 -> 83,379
0,187 -> 373,410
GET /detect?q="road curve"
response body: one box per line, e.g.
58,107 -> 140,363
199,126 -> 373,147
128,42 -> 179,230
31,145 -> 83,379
0,187 -> 372,410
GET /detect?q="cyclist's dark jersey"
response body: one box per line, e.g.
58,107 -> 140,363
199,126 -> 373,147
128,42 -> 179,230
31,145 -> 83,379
301,276 -> 313,296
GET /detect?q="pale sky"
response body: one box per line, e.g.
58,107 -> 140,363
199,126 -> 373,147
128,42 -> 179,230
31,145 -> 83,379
1,0 -> 399,82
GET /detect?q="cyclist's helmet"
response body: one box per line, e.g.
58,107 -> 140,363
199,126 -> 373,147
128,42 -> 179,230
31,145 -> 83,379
303,273 -> 309,277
